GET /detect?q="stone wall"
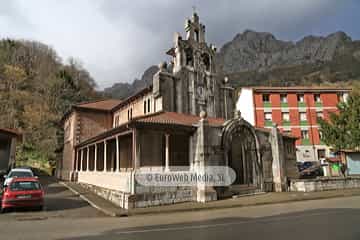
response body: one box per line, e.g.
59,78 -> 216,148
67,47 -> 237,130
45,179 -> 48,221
77,110 -> 113,143
291,177 -> 360,192
134,185 -> 194,208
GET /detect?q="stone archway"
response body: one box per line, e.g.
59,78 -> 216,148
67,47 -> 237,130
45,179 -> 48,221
222,116 -> 264,192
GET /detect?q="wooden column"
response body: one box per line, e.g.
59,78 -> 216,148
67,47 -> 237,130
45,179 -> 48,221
103,140 -> 107,172
116,136 -> 120,172
165,133 -> 170,171
94,144 -> 97,172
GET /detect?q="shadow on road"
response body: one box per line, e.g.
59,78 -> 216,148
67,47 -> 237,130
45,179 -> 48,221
60,208 -> 360,240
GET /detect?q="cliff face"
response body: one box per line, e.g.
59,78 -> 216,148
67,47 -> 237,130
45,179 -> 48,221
104,65 -> 158,99
105,30 -> 360,99
217,30 -> 352,73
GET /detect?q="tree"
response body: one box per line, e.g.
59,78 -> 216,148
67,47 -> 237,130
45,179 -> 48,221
319,87 -> 360,151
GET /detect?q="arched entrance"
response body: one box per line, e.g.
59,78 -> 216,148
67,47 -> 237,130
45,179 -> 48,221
222,116 -> 263,193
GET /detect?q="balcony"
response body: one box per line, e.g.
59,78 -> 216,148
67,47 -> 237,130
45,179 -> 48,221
280,102 -> 288,108
263,102 -> 272,108
315,102 -> 323,107
265,120 -> 273,127
301,139 -> 311,145
300,120 -> 308,126
298,102 -> 306,108
282,120 -> 291,126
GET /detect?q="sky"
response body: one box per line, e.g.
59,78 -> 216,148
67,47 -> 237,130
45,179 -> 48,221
0,0 -> 359,89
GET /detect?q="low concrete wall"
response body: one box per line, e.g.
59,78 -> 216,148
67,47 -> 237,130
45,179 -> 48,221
78,171 -> 133,193
291,176 -> 360,192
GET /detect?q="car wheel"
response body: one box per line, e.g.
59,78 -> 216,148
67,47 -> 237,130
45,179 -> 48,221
0,206 -> 6,214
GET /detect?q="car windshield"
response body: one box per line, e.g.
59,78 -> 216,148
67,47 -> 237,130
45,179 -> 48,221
9,181 -> 40,191
8,171 -> 33,178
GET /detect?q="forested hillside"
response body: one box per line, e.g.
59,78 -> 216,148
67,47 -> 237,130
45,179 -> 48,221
0,39 -> 100,171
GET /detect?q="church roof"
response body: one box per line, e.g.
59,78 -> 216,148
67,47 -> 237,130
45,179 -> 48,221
134,111 -> 225,127
74,99 -> 122,111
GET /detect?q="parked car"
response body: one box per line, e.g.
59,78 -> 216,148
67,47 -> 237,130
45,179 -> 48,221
1,177 -> 44,213
297,161 -> 323,178
3,168 -> 35,187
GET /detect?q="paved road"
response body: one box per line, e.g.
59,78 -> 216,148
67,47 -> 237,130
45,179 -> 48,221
0,176 -> 104,221
2,193 -> 360,239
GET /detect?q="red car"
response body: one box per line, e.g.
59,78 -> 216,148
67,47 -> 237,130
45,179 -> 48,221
1,177 -> 44,213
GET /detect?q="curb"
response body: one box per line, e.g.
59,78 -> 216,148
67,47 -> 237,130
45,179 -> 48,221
59,182 -> 127,217
127,191 -> 360,216
59,181 -> 360,217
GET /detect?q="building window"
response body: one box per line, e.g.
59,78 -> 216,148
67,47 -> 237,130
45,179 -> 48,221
300,112 -> 307,121
115,115 -> 119,127
301,130 -> 309,139
280,94 -> 287,103
147,99 -> 151,113
265,112 -> 272,121
297,94 -> 304,102
143,100 -> 147,114
262,94 -> 270,103
128,108 -> 133,120
338,93 -> 348,102
283,130 -> 292,135
282,112 -> 290,121
316,111 -> 323,119
314,94 -> 321,102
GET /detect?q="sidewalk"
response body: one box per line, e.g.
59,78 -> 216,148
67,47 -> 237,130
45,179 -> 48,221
61,181 -> 360,217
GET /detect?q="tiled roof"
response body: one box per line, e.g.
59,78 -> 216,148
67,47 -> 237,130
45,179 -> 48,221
249,86 -> 352,93
134,111 -> 225,127
75,99 -> 122,111
0,128 -> 22,140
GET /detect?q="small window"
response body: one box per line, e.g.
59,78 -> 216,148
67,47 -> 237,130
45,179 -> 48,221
144,100 -> 147,114
283,130 -> 292,136
301,130 -> 309,139
130,108 -> 133,120
314,94 -> 321,102
316,111 -> 323,119
115,116 -> 119,127
264,112 -> 272,121
147,99 -> 151,113
297,94 -> 304,102
262,94 -> 270,103
282,112 -> 290,121
300,112 -> 307,121
280,94 -> 287,103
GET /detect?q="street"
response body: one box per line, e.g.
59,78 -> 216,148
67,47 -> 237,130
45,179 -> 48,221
1,178 -> 360,239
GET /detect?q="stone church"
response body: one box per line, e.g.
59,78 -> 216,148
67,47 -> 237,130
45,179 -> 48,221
58,13 -> 298,209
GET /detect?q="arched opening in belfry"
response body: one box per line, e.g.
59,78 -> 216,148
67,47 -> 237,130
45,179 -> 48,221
185,47 -> 194,66
201,53 -> 210,71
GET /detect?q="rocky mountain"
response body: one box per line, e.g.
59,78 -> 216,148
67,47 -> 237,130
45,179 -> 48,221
217,30 -> 360,87
104,65 -> 158,99
105,30 -> 360,99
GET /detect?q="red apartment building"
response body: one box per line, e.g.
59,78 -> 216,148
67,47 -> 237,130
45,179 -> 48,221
237,86 -> 351,162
